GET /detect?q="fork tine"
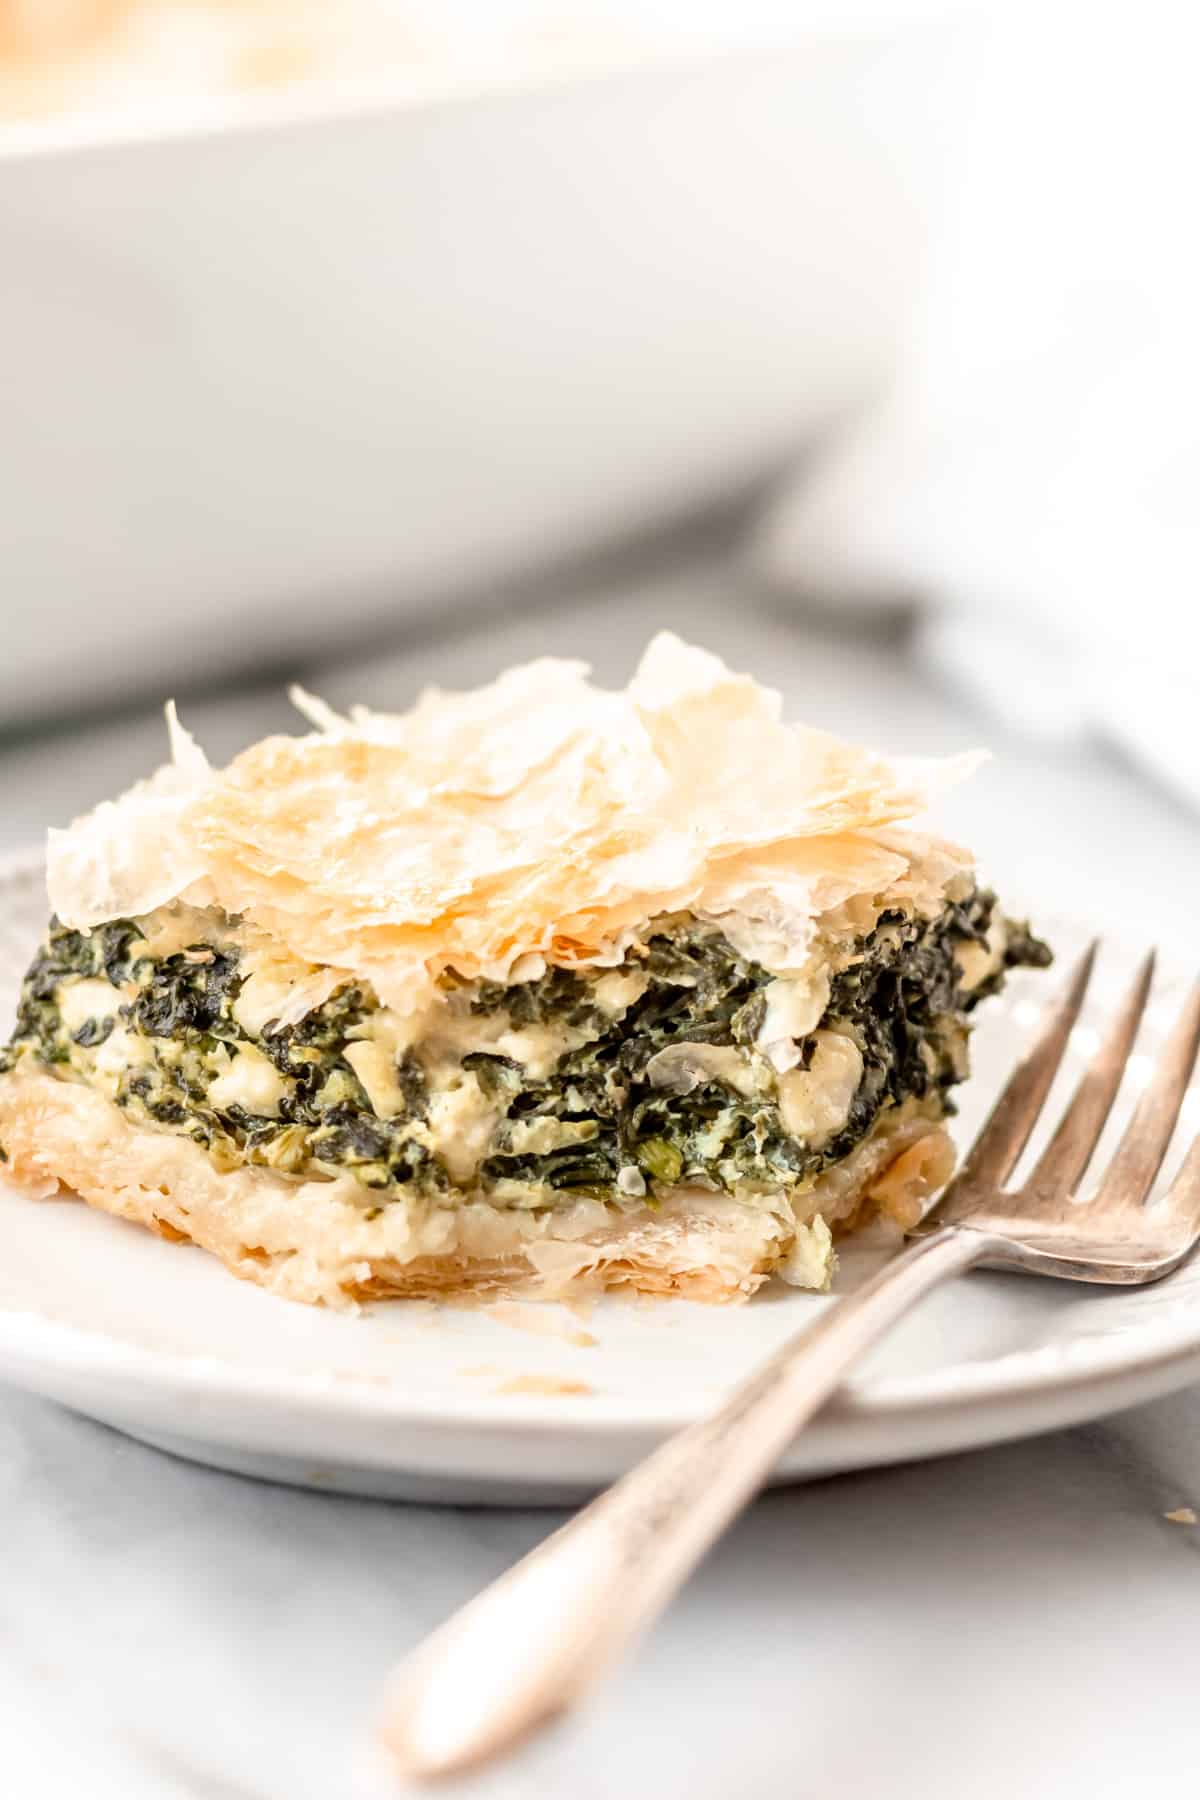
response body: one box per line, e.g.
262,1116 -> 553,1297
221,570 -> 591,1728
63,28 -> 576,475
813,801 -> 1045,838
950,940 -> 1098,1201
1091,980 -> 1200,1213
1021,950 -> 1156,1200
1164,1136 -> 1200,1240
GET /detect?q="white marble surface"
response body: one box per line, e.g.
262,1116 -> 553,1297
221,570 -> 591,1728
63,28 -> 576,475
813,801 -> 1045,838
4,568 -> 1200,1799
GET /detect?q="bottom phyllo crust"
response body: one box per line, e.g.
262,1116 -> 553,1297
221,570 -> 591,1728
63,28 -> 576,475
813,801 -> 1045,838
0,1061 -> 954,1303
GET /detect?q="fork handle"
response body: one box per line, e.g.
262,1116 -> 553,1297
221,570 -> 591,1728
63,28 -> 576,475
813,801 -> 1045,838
379,1226 -> 992,1782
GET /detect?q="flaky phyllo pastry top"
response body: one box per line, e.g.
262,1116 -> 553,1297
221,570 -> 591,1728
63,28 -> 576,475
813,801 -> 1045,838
49,634 -> 981,1014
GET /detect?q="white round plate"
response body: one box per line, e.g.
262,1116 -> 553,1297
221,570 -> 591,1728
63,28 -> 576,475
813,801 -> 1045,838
1,851 -> 1198,1503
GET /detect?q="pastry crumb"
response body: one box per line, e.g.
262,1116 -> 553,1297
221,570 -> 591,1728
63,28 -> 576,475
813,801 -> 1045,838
496,1374 -> 594,1397
486,1302 -> 597,1347
1165,1507 -> 1197,1526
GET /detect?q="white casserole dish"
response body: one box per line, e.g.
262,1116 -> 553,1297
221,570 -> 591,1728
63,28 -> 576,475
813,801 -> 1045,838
0,20 -> 971,722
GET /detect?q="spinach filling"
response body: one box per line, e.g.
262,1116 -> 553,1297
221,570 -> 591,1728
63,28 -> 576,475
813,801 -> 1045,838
0,893 -> 1049,1207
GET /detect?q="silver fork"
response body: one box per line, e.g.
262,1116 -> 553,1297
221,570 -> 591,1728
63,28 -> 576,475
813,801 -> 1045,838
379,946 -> 1200,1783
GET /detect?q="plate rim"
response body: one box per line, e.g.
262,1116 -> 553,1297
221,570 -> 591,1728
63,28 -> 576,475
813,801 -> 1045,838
2,1261 -> 1200,1435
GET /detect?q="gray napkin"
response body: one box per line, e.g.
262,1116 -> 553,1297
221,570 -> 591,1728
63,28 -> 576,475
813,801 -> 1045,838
754,0 -> 1200,810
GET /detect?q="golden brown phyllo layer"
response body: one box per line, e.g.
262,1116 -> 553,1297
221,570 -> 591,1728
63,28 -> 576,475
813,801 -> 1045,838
0,636 -> 1049,1304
